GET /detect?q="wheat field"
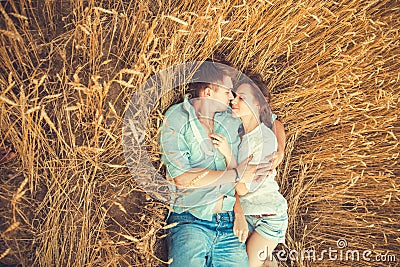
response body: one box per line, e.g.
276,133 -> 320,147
0,0 -> 399,266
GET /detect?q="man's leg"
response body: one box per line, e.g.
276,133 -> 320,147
167,213 -> 212,267
210,213 -> 248,267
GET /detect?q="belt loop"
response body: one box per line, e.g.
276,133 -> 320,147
229,211 -> 233,222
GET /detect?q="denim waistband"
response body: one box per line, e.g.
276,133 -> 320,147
210,211 -> 234,222
168,211 -> 235,223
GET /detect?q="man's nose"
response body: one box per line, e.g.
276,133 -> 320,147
231,96 -> 237,104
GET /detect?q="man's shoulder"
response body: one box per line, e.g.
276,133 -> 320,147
163,102 -> 189,127
164,102 -> 184,116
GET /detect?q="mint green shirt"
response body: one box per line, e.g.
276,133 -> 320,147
160,96 -> 242,221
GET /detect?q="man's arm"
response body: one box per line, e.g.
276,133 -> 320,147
173,168 -> 237,188
161,116 -> 249,188
235,182 -> 249,196
173,155 -> 270,188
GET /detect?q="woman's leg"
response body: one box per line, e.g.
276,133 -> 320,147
246,231 -> 278,267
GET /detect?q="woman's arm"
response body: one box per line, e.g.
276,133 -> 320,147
233,193 -> 249,243
271,119 -> 286,168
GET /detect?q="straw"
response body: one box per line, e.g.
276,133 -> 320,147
0,0 -> 398,266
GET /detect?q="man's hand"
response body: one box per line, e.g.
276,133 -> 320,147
264,151 -> 284,170
236,155 -> 273,184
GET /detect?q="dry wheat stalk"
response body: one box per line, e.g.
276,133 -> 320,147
0,0 -> 398,266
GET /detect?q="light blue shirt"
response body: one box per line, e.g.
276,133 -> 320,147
160,96 -> 242,221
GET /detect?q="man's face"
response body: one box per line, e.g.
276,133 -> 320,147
208,75 -> 234,112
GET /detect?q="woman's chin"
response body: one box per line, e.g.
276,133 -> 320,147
231,110 -> 240,118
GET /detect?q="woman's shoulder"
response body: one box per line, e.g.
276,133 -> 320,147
260,124 -> 278,150
260,123 -> 276,138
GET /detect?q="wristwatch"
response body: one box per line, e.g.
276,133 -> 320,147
233,168 -> 240,183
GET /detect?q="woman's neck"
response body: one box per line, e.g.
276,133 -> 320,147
241,114 -> 260,134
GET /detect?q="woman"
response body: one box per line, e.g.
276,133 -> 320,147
210,76 -> 288,267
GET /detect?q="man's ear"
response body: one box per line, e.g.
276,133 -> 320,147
203,87 -> 213,97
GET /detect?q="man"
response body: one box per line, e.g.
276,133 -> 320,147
159,61 -> 270,266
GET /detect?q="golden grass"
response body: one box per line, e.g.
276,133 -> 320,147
0,0 -> 399,266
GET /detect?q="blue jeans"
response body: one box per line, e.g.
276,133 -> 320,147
167,211 -> 248,267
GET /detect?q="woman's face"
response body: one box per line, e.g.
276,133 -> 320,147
231,83 -> 259,119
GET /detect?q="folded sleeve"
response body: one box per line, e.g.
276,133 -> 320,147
245,180 -> 264,192
159,116 -> 192,179
271,113 -> 277,123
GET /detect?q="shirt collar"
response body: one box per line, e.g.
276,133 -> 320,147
182,95 -> 232,121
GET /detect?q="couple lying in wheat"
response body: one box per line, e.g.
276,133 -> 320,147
159,59 -> 287,267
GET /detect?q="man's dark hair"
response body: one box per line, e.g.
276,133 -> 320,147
187,59 -> 235,98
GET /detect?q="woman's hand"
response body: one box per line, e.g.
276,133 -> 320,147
210,133 -> 232,160
233,212 -> 249,243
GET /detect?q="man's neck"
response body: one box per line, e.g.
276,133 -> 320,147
192,99 -> 216,120
192,98 -> 217,134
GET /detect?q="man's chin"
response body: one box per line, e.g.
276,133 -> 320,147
215,105 -> 229,113
231,111 -> 240,118
229,108 -> 239,117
